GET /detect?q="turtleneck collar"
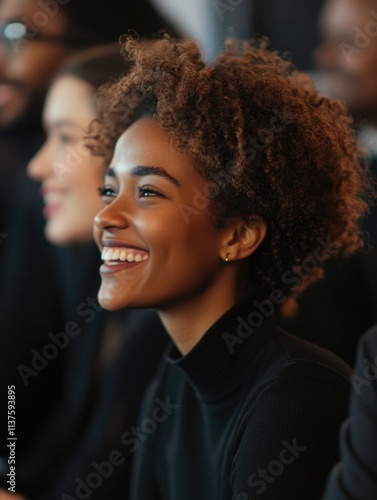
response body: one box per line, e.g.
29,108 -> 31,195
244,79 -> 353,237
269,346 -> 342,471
165,297 -> 276,403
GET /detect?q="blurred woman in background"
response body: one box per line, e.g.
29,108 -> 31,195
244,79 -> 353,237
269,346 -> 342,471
22,44 -> 167,500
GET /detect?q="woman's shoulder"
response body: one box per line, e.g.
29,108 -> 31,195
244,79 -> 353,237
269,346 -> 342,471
231,324 -> 352,456
218,298 -> 352,387
255,319 -> 353,388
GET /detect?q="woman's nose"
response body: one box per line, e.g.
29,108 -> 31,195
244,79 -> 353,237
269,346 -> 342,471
27,142 -> 53,182
93,201 -> 130,233
314,40 -> 337,73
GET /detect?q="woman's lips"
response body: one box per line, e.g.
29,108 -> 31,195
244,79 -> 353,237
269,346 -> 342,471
0,84 -> 19,108
41,187 -> 67,218
43,203 -> 60,218
100,260 -> 147,274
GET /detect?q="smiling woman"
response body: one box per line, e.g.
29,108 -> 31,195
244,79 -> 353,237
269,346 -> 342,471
91,35 -> 373,499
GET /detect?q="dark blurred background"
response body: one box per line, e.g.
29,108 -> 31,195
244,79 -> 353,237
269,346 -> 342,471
154,0 -> 325,69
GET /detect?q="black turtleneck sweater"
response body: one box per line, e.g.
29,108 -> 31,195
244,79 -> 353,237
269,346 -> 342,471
130,299 -> 352,500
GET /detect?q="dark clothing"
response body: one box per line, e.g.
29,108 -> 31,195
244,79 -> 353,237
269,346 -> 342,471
0,130 -> 68,467
50,309 -> 167,500
130,298 -> 352,500
24,307 -> 168,500
323,326 -> 377,500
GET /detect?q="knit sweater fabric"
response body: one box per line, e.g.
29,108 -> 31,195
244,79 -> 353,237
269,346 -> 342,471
130,298 -> 352,500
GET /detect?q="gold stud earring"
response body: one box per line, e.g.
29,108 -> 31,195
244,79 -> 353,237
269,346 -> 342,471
225,254 -> 229,262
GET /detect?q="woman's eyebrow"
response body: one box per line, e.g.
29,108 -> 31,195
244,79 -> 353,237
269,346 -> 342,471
44,119 -> 82,130
131,165 -> 181,187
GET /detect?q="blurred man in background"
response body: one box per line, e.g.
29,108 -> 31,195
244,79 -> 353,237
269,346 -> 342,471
281,0 -> 377,364
315,0 -> 377,152
315,0 -> 377,247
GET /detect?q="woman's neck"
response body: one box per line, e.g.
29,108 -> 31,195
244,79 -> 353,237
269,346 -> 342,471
158,273 -> 241,356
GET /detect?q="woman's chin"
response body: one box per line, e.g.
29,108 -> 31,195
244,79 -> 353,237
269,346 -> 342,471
97,279 -> 138,311
45,223 -> 70,246
98,289 -> 124,311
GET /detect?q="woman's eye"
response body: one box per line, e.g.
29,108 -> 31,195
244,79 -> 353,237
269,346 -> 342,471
98,186 -> 116,198
138,186 -> 162,198
59,134 -> 74,145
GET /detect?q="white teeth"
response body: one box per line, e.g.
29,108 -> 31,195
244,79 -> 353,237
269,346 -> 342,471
44,193 -> 62,204
101,247 -> 149,264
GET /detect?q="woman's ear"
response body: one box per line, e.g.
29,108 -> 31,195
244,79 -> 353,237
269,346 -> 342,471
219,217 -> 267,262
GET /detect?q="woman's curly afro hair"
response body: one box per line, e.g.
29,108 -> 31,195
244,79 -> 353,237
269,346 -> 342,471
94,34 -> 373,306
